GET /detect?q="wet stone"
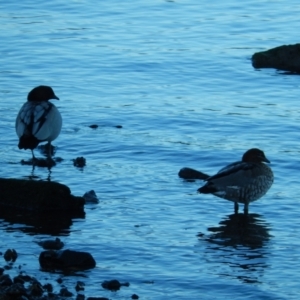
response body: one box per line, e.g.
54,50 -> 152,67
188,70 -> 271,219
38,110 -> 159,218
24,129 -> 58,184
73,157 -> 86,168
75,281 -> 85,292
2,283 -> 27,298
39,249 -> 96,271
59,287 -> 73,297
37,237 -> 64,250
101,279 -> 129,291
28,281 -> 44,297
0,274 -> 13,287
83,190 -> 99,204
86,298 -> 109,300
0,178 -> 85,213
43,283 -> 53,293
76,294 -> 85,300
89,124 -> 98,129
4,249 -> 18,262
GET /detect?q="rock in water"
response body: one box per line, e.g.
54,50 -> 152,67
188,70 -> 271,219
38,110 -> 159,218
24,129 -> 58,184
0,178 -> 84,213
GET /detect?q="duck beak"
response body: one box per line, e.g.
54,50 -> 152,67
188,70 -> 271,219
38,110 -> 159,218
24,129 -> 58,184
263,156 -> 270,163
52,94 -> 59,100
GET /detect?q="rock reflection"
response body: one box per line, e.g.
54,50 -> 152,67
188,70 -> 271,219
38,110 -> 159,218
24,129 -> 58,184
0,207 -> 85,235
199,213 -> 271,284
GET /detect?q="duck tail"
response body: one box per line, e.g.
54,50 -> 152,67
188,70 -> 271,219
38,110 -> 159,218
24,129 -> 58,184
18,135 -> 40,150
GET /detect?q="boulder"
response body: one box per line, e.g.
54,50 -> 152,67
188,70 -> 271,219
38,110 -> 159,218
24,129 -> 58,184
39,249 -> 96,271
0,178 -> 84,213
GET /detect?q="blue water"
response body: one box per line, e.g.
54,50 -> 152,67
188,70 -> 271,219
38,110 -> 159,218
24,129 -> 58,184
1,0 -> 300,299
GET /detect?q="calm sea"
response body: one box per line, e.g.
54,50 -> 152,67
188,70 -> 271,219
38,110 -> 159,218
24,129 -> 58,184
1,0 -> 300,299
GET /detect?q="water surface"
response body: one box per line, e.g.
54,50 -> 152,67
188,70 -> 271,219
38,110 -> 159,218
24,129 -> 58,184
1,0 -> 300,299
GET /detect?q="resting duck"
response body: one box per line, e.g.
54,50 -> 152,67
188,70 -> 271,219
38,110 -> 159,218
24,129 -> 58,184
15,85 -> 62,160
198,148 -> 274,214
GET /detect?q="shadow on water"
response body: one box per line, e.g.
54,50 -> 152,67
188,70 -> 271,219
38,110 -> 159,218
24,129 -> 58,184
0,206 -> 85,235
198,213 -> 272,284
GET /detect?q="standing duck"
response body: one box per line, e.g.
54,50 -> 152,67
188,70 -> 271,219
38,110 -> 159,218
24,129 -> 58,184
15,85 -> 62,161
198,148 -> 274,214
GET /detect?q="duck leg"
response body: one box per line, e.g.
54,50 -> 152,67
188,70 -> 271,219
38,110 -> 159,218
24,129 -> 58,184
234,202 -> 239,214
47,142 -> 52,159
31,149 -> 37,165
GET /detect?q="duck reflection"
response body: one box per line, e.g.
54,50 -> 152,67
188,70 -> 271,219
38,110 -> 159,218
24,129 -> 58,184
198,213 -> 271,284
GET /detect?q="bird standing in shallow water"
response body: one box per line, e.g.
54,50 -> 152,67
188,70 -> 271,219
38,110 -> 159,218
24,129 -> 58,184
15,85 -> 62,162
198,148 -> 274,214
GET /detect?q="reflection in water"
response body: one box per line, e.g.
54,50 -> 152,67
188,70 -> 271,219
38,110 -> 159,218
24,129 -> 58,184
0,206 -> 85,235
198,213 -> 272,284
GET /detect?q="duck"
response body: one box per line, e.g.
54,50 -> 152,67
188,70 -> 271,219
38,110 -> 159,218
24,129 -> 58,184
15,85 -> 62,160
197,148 -> 274,214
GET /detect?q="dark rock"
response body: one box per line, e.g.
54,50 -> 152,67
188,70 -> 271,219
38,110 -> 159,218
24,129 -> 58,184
75,281 -> 85,291
101,279 -> 129,291
37,237 -> 64,250
76,294 -> 85,300
83,190 -> 99,204
14,274 -> 32,283
59,287 -> 73,297
43,283 -> 53,293
57,278 -> 63,284
4,249 -> 17,262
87,297 -> 109,300
252,43 -> 300,72
28,281 -> 44,297
39,249 -> 96,271
2,283 -> 27,298
89,124 -> 99,129
0,274 -> 13,287
132,294 -> 139,299
73,157 -> 86,168
178,167 -> 210,180
101,279 -> 121,291
0,178 -> 84,213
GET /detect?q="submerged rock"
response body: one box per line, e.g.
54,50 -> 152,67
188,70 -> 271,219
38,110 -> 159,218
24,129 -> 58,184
0,178 -> 84,213
3,249 -> 17,262
73,157 -> 86,168
39,249 -> 96,271
101,279 -> 130,291
36,238 -> 64,250
252,43 -> 300,72
83,190 -> 99,204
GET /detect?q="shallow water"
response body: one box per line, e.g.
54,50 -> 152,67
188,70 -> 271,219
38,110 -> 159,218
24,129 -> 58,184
1,0 -> 300,299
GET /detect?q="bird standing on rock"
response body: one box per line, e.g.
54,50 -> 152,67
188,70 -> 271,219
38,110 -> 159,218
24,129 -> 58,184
198,148 -> 274,214
15,85 -> 62,161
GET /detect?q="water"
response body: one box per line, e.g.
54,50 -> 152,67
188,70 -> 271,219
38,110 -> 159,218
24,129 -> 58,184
1,0 -> 300,299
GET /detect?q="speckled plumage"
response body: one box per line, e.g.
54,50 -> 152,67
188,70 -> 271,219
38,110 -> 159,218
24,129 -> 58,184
15,86 -> 62,159
198,148 -> 274,214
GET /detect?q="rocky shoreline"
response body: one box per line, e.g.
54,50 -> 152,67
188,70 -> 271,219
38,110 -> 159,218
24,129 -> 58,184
0,179 -> 139,299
